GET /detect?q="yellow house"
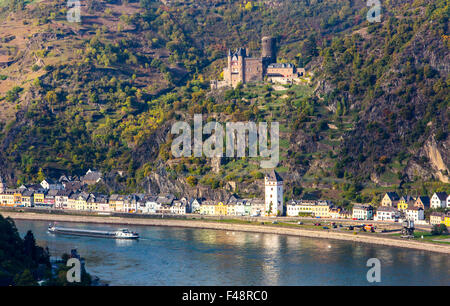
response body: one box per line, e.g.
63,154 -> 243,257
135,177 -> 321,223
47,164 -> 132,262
109,194 -> 125,212
108,201 -> 116,212
444,214 -> 450,227
67,196 -> 76,210
292,200 -> 331,218
397,196 -> 414,211
75,194 -> 89,211
381,192 -> 400,207
430,213 -> 443,225
115,198 -> 124,212
215,202 -> 228,216
13,191 -> 22,206
67,193 -> 89,211
86,195 -> 99,211
33,191 -> 45,205
311,202 -> 331,218
0,190 -> 15,206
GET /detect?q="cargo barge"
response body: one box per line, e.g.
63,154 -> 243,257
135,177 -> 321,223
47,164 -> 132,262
48,224 -> 139,239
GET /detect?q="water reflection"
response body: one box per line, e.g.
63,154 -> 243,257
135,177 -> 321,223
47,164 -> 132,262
115,239 -> 136,247
13,220 -> 450,286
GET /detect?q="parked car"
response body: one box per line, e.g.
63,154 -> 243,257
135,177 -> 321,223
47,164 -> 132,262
323,226 -> 329,230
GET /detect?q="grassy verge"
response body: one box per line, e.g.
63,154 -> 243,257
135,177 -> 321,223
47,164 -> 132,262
389,231 -> 450,244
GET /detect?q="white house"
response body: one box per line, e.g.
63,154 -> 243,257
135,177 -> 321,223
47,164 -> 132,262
265,170 -> 283,216
250,198 -> 265,216
404,206 -> 424,222
286,200 -> 302,217
97,201 -> 110,212
21,190 -> 35,207
234,199 -> 251,216
374,206 -> 398,222
171,200 -> 187,215
179,197 -> 191,213
81,169 -> 103,185
55,190 -> 72,209
431,192 -> 448,209
123,195 -> 141,213
190,198 -> 202,214
40,179 -> 64,190
141,196 -> 159,214
352,205 -> 374,220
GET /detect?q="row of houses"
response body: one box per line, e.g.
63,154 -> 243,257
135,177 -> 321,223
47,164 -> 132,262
0,184 -> 270,217
430,212 -> 450,227
0,170 -> 286,217
0,172 -> 448,225
286,200 -> 373,220
285,192 -> 450,225
0,174 -> 269,216
381,192 -> 450,209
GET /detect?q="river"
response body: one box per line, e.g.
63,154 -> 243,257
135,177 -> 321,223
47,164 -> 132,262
14,220 -> 450,286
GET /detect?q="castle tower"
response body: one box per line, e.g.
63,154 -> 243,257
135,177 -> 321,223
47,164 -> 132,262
264,170 -> 283,216
237,48 -> 245,87
261,36 -> 276,63
223,49 -> 232,86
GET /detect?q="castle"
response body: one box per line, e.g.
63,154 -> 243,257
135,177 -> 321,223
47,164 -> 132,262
212,37 -> 305,89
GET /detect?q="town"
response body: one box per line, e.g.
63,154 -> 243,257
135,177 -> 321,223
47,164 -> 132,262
0,169 -> 449,228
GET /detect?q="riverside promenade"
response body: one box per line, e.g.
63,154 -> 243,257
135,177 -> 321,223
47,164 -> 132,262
2,211 -> 450,254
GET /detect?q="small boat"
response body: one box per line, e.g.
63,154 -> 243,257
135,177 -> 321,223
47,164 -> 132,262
48,224 -> 139,239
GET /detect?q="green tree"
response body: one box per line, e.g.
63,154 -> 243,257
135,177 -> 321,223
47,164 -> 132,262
186,176 -> 198,187
37,168 -> 45,182
431,224 -> 448,236
14,269 -> 37,286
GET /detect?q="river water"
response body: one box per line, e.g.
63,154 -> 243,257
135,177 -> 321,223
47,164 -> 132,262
14,220 -> 450,286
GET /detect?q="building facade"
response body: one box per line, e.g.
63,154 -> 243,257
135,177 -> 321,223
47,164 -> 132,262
264,170 -> 283,216
374,206 -> 398,221
431,192 -> 447,209
352,205 -> 374,220
217,37 -> 304,88
381,192 -> 400,207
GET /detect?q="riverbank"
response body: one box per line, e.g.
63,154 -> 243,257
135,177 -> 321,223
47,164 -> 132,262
2,211 -> 450,254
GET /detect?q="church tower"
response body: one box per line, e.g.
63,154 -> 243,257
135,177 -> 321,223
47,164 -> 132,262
264,170 -> 283,216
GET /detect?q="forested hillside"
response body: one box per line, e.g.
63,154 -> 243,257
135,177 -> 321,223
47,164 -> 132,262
0,0 -> 448,205
0,215 -> 50,285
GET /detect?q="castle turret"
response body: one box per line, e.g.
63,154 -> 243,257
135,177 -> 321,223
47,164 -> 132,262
237,48 -> 246,86
262,36 -> 276,63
